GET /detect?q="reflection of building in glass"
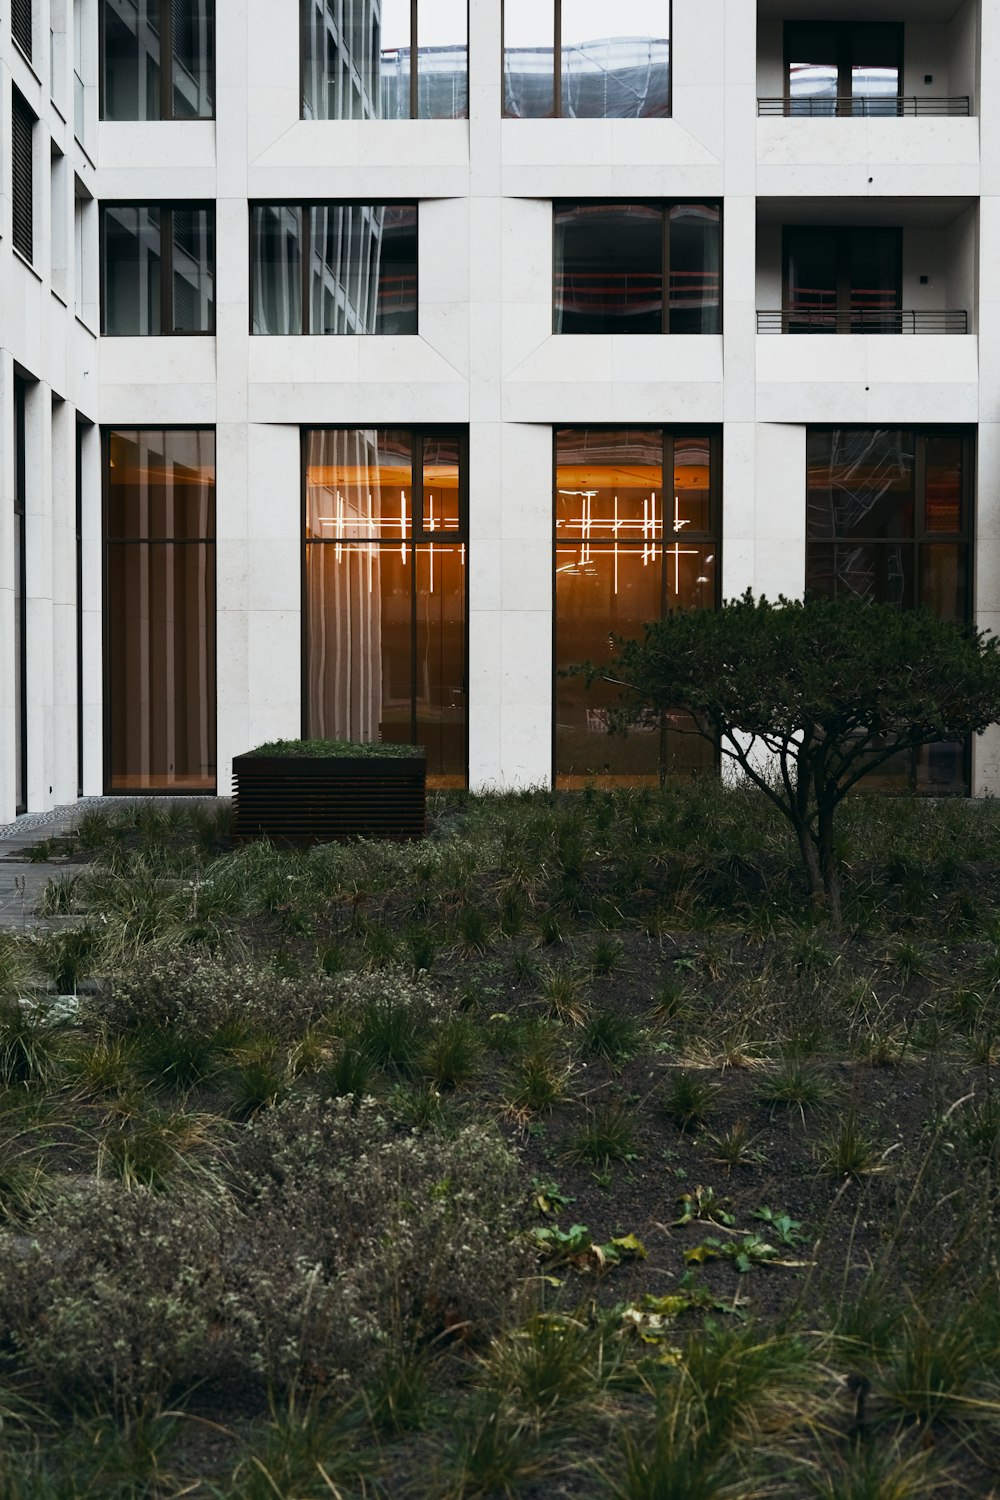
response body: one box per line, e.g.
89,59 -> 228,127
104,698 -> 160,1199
251,204 -> 417,335
301,0 -> 467,120
505,36 -> 669,119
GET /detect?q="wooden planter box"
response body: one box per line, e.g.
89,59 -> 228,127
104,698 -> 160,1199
232,751 -> 427,845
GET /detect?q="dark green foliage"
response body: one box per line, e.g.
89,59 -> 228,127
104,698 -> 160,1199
588,593 -> 1000,922
242,737 -> 422,758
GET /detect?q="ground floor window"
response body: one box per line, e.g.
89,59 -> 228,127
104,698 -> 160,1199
303,427 -> 467,788
104,428 -> 216,791
806,427 -> 973,794
554,427 -> 720,788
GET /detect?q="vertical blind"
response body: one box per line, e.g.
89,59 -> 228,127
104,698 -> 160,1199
12,94 -> 34,263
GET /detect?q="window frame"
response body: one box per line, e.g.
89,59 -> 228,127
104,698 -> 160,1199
99,200 -> 216,336
99,0 -> 216,121
783,20 -> 903,114
101,424 -> 218,794
299,0 -> 470,121
301,425 -> 470,787
804,426 -> 974,795
551,425 -> 722,789
249,200 -> 419,336
552,199 -> 722,336
11,90 -> 36,266
503,0 -> 672,120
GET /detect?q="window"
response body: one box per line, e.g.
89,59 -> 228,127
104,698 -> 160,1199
783,227 -> 900,334
304,428 -> 467,787
104,428 -> 216,791
504,0 -> 669,119
806,428 -> 973,793
101,203 -> 215,334
554,427 -> 719,788
251,203 -> 417,335
12,91 -> 35,264
786,22 -> 901,117
301,0 -> 467,120
554,202 -> 720,334
12,0 -> 32,59
100,0 -> 214,119
13,379 -> 29,815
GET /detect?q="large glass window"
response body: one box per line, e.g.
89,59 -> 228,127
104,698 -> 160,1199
101,203 -> 215,334
304,428 -> 467,787
806,428 -> 973,794
504,0 -> 669,119
251,204 -> 417,335
555,202 -> 720,334
786,22 -> 901,117
104,429 -> 216,792
100,0 -> 214,119
301,0 -> 467,120
555,427 -> 719,788
784,227 -> 900,334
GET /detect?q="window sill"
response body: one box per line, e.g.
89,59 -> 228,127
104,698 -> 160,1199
51,287 -> 68,308
75,313 -> 98,338
12,41 -> 42,89
12,249 -> 42,283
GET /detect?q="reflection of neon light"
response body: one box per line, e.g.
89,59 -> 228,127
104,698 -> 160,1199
400,490 -> 406,562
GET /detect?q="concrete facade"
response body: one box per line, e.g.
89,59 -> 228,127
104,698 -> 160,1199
1,0 -> 998,818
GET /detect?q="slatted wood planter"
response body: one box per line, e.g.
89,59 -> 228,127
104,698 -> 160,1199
232,750 -> 427,845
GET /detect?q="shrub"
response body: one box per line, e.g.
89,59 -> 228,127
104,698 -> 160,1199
229,1097 -> 529,1388
0,1183 -> 237,1411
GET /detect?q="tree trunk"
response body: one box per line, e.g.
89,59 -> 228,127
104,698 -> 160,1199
816,799 -> 842,928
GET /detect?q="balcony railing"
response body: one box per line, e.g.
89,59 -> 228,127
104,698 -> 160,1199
756,309 -> 969,334
757,96 -> 971,117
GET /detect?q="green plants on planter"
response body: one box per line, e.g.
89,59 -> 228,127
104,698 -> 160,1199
563,1103 -> 638,1169
659,1070 -> 721,1132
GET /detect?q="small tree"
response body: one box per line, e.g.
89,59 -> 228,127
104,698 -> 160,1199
589,593 -> 1000,925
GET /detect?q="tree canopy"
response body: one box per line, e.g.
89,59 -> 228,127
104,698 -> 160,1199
591,593 -> 1000,923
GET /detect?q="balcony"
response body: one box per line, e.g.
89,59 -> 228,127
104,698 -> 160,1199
757,95 -> 970,117
756,308 -> 968,334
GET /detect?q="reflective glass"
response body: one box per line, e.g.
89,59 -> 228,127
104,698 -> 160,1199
554,203 -> 663,334
786,229 -> 837,333
305,428 -> 412,538
171,208 -> 214,332
101,0 -> 161,119
503,0 -> 555,118
668,204 -> 720,334
849,229 -> 900,327
105,429 -> 216,792
251,205 -> 302,334
379,0 -> 411,118
555,429 -> 663,541
304,204 -> 416,335
673,437 -> 711,532
808,543 -> 914,609
850,23 -> 900,114
924,437 -> 964,534
422,435 -> 461,532
305,427 -> 468,786
806,430 -> 914,540
171,0 -> 214,117
561,0 -> 669,119
102,205 -> 162,335
416,0 -> 467,119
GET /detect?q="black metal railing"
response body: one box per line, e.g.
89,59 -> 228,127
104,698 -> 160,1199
757,96 -> 971,118
756,309 -> 969,335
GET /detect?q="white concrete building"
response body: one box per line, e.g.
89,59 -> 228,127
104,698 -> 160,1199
2,0 -> 998,817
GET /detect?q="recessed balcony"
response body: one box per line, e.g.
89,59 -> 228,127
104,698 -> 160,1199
756,308 -> 968,334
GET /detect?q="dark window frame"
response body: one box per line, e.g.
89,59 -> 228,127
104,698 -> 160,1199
11,0 -> 32,61
99,200 -> 216,335
784,20 -> 903,113
101,424 -> 218,795
782,225 -> 902,330
301,425 -> 470,786
13,376 -> 29,815
299,0 -> 470,121
249,200 -> 419,336
553,199 -> 722,336
11,91 -> 35,265
99,0 -> 216,121
805,426 -> 974,795
503,0 -> 672,120
551,424 -> 722,789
